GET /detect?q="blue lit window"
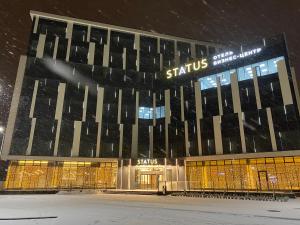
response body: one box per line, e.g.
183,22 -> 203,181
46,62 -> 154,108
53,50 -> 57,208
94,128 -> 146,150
220,71 -> 231,85
156,106 -> 165,118
258,62 -> 268,76
244,66 -> 253,79
237,67 -> 245,81
199,56 -> 285,90
268,57 -> 283,74
139,106 -> 165,119
199,74 -> 217,90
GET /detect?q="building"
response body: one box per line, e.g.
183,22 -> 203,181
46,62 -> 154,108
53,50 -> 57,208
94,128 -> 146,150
1,11 -> 300,192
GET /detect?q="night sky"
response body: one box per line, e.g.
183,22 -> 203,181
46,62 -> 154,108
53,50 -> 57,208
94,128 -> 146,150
0,0 -> 300,123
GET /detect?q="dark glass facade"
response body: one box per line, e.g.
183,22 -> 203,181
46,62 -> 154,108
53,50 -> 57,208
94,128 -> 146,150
2,11 -> 300,191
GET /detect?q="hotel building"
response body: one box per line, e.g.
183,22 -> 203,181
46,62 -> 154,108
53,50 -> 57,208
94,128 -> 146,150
1,11 -> 300,192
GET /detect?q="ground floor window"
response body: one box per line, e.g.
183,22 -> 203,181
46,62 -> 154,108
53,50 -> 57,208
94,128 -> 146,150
186,156 -> 300,191
4,161 -> 117,190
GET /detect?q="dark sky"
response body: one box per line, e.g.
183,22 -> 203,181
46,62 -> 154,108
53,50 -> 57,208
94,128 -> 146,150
0,0 -> 300,122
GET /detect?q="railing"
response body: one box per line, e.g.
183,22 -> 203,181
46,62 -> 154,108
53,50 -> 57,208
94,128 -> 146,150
158,181 -> 295,201
1,182 -> 117,192
158,181 -> 299,193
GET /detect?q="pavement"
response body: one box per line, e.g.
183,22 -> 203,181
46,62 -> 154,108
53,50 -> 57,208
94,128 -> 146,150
0,193 -> 299,225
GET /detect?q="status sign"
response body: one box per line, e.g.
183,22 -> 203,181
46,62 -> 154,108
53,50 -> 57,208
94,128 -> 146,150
166,59 -> 208,79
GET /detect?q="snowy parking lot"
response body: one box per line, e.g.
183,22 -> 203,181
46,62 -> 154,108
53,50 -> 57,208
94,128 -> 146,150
0,193 -> 299,225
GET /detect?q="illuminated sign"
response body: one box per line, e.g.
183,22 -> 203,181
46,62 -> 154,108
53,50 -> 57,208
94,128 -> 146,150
165,47 -> 263,79
137,159 -> 158,165
213,48 -> 262,66
166,59 -> 208,79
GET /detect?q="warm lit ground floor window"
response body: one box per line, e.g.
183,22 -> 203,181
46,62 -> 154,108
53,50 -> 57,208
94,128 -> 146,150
4,161 -> 117,190
3,156 -> 300,192
186,156 -> 300,191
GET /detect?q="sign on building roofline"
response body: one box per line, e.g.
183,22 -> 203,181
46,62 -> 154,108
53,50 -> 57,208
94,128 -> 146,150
212,48 -> 262,66
166,59 -> 208,79
166,47 -> 263,79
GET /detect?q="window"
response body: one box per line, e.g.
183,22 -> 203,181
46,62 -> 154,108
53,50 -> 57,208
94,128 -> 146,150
199,56 -> 285,90
156,106 -> 165,118
138,106 -> 165,119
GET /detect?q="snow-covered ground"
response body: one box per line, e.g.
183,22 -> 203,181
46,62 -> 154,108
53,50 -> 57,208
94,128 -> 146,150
0,193 -> 299,225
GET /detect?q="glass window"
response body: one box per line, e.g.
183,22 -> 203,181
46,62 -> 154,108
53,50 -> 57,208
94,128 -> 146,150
258,61 -> 268,76
220,71 -> 231,85
268,58 -> 277,74
139,106 -> 165,119
200,75 -> 217,90
237,67 -> 245,81
244,66 -> 253,80
199,56 -> 285,90
160,106 -> 165,118
155,107 -> 160,118
139,107 -> 145,119
143,107 -> 151,119
268,56 -> 284,74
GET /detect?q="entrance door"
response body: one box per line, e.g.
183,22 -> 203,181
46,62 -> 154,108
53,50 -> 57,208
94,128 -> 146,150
139,174 -> 163,190
258,171 -> 269,191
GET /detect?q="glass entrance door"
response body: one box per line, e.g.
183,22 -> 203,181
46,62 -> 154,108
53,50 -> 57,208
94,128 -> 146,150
135,167 -> 164,190
140,174 -> 160,189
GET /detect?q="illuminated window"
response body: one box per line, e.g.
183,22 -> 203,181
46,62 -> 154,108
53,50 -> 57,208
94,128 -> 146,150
138,106 -> 165,119
199,56 -> 285,90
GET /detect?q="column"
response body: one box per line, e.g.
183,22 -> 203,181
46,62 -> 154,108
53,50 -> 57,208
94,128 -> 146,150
180,86 -> 185,121
2,56 -> 27,157
54,83 -> 66,156
96,87 -> 104,157
149,126 -> 154,158
266,107 -> 277,151
33,16 -> 39,33
191,43 -> 196,59
82,85 -> 89,122
277,59 -> 293,105
216,77 -> 223,115
134,34 -> 140,71
184,121 -> 189,156
87,26 -> 91,42
291,67 -> 300,116
238,112 -> 247,153
88,42 -> 95,65
71,121 -> 82,157
26,118 -> 36,156
164,90 -> 171,157
131,91 -> 139,158
29,80 -> 39,118
36,34 -> 46,58
122,48 -> 126,70
128,159 -> 131,189
252,68 -> 262,109
230,72 -> 242,113
55,83 -> 66,120
117,89 -> 122,124
65,22 -> 73,62
213,115 -> 223,155
231,72 -> 247,153
53,36 -> 59,60
157,37 -> 160,54
194,81 -> 203,155
119,124 -> 124,158
118,88 -> 123,158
